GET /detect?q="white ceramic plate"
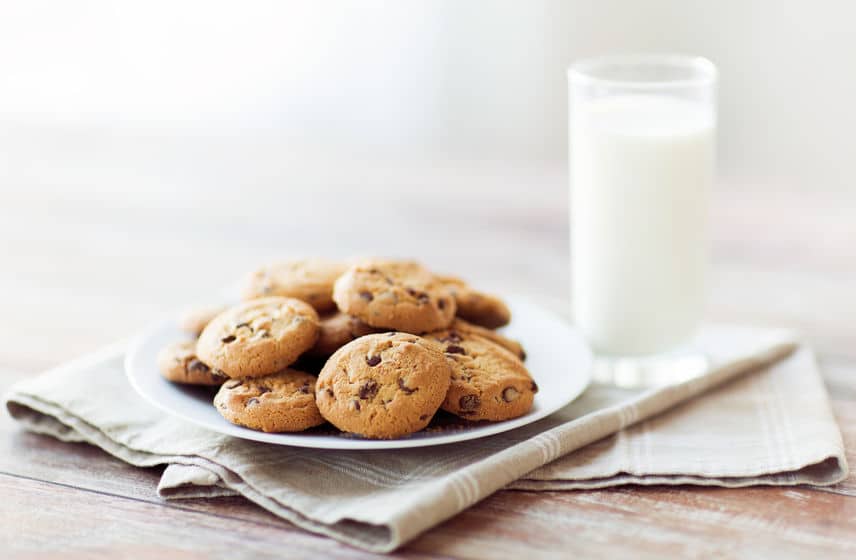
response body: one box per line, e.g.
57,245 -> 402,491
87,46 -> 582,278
125,296 -> 592,450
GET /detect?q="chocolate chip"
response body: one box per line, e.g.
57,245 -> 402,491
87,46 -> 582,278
366,355 -> 382,367
246,397 -> 260,407
398,378 -> 417,395
446,344 -> 466,355
256,329 -> 271,338
438,298 -> 446,310
459,394 -> 481,411
186,359 -> 209,373
326,388 -> 335,398
406,287 -> 430,303
441,331 -> 462,343
225,380 -> 243,389
351,399 -> 361,411
234,322 -> 251,330
258,385 -> 271,394
210,369 -> 228,380
298,383 -> 310,394
502,387 -> 520,402
221,334 -> 236,343
419,414 -> 429,421
520,349 -> 527,361
358,379 -> 379,400
359,290 -> 374,301
530,381 -> 538,393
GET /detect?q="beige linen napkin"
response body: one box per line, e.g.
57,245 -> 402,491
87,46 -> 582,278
4,325 -> 848,553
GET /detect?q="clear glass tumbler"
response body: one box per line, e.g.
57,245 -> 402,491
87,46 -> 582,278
568,54 -> 717,386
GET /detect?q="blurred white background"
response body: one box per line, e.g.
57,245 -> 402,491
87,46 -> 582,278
1,1 -> 854,369
2,0 -> 855,190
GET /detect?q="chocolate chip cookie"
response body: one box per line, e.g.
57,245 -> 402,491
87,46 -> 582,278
424,329 -> 537,421
157,340 -> 228,385
446,318 -> 526,361
197,297 -> 320,378
308,311 -> 381,358
213,369 -> 325,432
178,304 -> 230,337
332,259 -> 456,334
316,332 -> 452,439
241,258 -> 347,313
436,275 -> 511,329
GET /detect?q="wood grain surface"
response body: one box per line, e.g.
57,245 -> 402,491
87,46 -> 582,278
2,127 -> 854,558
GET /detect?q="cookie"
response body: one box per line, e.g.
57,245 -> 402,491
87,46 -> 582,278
436,275 -> 511,329
213,369 -> 325,432
332,259 -> 456,334
316,332 -> 452,439
178,304 -> 230,337
196,297 -> 320,378
157,340 -> 228,385
309,311 -> 381,358
423,329 -> 537,421
447,318 -> 525,361
241,259 -> 347,312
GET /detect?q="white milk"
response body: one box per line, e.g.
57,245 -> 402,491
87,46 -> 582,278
570,95 -> 714,356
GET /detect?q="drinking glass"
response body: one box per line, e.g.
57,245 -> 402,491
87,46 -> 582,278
568,54 -> 717,386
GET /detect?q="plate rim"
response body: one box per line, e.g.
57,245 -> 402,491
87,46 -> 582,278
125,295 -> 592,450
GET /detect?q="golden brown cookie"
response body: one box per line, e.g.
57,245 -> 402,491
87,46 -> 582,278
436,275 -> 511,329
316,332 -> 452,439
213,369 -> 325,432
196,297 -> 320,378
446,318 -> 525,361
308,311 -> 381,358
241,259 -> 347,313
423,329 -> 537,421
332,259 -> 455,334
157,341 -> 228,385
178,304 -> 230,337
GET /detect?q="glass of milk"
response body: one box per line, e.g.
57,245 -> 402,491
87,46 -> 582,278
568,55 -> 716,386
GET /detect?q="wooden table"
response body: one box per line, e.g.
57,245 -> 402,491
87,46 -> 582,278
2,127 -> 854,558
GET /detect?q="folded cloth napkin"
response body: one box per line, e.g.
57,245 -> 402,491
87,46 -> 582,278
4,325 -> 848,553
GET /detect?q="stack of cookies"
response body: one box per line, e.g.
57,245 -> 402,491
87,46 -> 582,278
156,258 -> 537,440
